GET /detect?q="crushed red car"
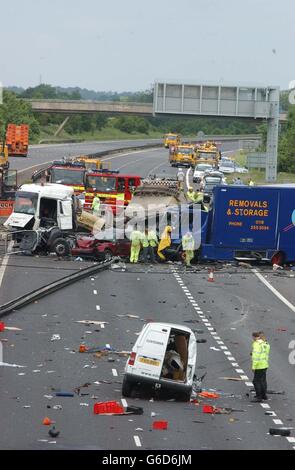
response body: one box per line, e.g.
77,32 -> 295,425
71,235 -> 131,261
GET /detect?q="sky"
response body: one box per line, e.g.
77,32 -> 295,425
0,0 -> 294,92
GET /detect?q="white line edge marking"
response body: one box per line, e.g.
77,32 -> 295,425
0,241 -> 14,288
121,399 -> 128,408
112,369 -> 118,377
253,269 -> 295,313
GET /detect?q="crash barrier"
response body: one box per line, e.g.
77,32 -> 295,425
0,257 -> 117,318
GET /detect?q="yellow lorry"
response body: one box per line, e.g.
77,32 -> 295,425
163,133 -> 181,149
74,156 -> 111,172
169,144 -> 196,167
195,141 -> 221,168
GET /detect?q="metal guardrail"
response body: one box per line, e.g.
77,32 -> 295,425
0,257 -> 116,317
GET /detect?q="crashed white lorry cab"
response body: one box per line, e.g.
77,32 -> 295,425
122,322 -> 197,401
4,183 -> 75,232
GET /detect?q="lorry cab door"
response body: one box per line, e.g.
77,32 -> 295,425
58,200 -> 73,230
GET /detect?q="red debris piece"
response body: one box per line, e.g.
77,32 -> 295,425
93,401 -> 124,415
0,322 -> 5,332
153,421 -> 168,430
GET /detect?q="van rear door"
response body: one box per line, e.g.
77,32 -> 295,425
133,326 -> 170,380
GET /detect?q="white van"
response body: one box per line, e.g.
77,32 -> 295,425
122,322 -> 197,401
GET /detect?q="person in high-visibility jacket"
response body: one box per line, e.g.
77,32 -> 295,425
251,332 -> 269,402
142,228 -> 158,263
186,187 -> 196,202
129,229 -> 143,263
92,194 -> 101,215
182,232 -> 195,266
248,178 -> 254,186
157,226 -> 172,261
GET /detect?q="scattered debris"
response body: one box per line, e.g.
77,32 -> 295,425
75,320 -> 109,326
0,362 -> 26,368
48,426 -> 60,438
269,428 -> 291,437
51,334 -> 61,341
53,405 -> 62,410
93,401 -> 143,416
210,347 -> 220,351
153,421 -> 168,430
198,391 -> 219,399
219,377 -> 244,381
55,392 -> 74,397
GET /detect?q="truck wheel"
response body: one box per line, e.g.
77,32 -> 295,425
122,377 -> 133,397
271,251 -> 285,266
51,238 -> 70,257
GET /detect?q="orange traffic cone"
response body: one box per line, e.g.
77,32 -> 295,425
42,417 -> 53,426
79,344 -> 87,353
207,269 -> 215,282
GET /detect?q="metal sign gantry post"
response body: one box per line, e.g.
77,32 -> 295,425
153,82 -> 279,181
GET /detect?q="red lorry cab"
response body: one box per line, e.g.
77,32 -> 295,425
84,171 -> 141,213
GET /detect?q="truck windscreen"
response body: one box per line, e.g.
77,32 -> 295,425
178,148 -> 193,155
198,152 -> 216,159
14,192 -> 38,215
86,176 -> 117,192
51,168 -> 85,185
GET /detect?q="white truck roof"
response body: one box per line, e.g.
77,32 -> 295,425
19,183 -> 74,199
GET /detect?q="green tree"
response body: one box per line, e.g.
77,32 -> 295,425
0,90 -> 40,140
278,107 -> 295,172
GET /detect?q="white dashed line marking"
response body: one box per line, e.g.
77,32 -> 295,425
172,269 -> 294,449
101,323 -> 105,329
93,290 -> 98,295
273,419 -> 283,425
112,369 -> 118,377
96,305 -> 101,311
134,435 -> 142,447
260,403 -> 270,409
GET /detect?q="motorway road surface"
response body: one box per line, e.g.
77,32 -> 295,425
1,142 -> 295,450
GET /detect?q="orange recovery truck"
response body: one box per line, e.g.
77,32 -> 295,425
5,124 -> 29,157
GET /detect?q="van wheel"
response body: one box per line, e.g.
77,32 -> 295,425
177,390 -> 191,402
51,238 -> 70,257
122,377 -> 133,397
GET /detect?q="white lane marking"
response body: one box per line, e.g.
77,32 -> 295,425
220,346 -> 228,350
106,344 -> 111,349
260,403 -> 270,409
93,290 -> 98,295
286,437 -> 295,443
121,399 -> 128,408
253,269 -> 295,313
101,323 -> 105,329
134,435 -> 142,447
236,369 -> 244,374
173,270 -> 294,449
273,419 -> 283,425
112,369 -> 118,377
0,241 -> 14,288
186,167 -> 192,189
96,305 -> 101,311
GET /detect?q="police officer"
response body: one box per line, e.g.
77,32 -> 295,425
251,332 -> 269,402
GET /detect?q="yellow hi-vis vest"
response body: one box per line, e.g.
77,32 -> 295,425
182,234 -> 195,251
142,231 -> 158,248
252,339 -> 269,370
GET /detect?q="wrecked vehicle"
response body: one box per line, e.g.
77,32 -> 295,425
122,322 -> 197,401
